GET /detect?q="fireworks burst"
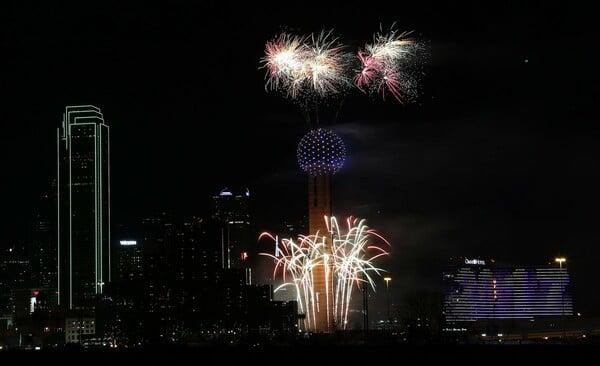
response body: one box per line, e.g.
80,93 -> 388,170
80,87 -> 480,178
260,23 -> 425,110
259,216 -> 390,330
260,29 -> 354,103
355,24 -> 422,103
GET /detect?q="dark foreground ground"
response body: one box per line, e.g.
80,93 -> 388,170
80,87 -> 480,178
2,344 -> 600,364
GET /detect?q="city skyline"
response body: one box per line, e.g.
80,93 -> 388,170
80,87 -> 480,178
1,1 -> 598,320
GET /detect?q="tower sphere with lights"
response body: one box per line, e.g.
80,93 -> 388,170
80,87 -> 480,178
297,128 -> 346,176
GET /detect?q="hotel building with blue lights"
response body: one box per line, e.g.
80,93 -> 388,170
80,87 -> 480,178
443,257 -> 573,324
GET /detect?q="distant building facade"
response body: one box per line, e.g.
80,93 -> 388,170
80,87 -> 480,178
117,239 -> 143,283
57,105 -> 110,309
0,246 -> 30,315
65,316 -> 96,344
212,187 -> 252,272
31,181 -> 58,306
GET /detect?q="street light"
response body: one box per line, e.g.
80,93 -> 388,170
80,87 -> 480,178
554,257 -> 566,340
384,277 -> 392,331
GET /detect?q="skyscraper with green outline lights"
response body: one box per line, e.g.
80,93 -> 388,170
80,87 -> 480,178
57,105 -> 110,310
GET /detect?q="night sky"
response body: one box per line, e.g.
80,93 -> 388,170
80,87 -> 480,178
2,2 -> 598,316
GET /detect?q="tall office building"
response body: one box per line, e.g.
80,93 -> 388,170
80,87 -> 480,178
212,187 -> 251,272
31,181 -> 57,292
0,245 -> 30,314
57,105 -> 110,310
117,239 -> 143,283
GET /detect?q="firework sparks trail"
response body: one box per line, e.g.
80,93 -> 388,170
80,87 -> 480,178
305,29 -> 354,98
262,32 -> 308,98
259,231 -> 326,328
259,216 -> 390,330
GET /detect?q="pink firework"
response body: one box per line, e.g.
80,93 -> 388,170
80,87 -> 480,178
355,25 -> 420,103
355,52 -> 382,91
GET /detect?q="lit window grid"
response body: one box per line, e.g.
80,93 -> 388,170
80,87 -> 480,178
443,266 -> 573,323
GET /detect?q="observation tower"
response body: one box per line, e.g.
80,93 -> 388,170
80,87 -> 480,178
297,128 -> 346,332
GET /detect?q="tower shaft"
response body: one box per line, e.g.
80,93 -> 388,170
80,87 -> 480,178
308,174 -> 334,332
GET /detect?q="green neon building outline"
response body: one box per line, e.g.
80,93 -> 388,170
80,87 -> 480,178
58,105 -> 110,309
